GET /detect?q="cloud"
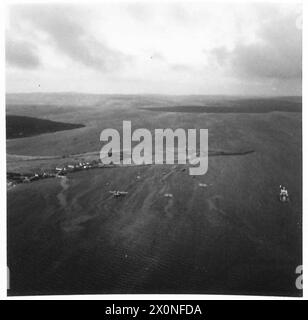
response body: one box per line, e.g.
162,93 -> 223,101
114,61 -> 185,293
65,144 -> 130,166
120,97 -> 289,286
6,38 -> 40,69
210,8 -> 302,81
6,3 -> 302,95
150,52 -> 165,61
10,5 -> 129,72
170,63 -> 195,73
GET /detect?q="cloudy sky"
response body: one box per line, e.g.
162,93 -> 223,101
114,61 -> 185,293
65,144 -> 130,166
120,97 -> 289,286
6,2 -> 302,95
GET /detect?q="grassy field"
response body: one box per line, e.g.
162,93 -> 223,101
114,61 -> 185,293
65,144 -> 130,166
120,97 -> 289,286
7,94 -> 302,296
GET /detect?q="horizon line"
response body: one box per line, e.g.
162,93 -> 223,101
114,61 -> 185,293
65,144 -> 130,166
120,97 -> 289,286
5,92 -> 302,98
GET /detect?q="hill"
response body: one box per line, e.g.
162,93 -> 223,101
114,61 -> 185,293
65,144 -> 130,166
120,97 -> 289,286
6,115 -> 85,139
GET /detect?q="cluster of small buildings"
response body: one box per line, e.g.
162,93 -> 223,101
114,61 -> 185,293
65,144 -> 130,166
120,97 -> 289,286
7,171 -> 56,186
55,160 -> 100,175
7,159 -> 101,187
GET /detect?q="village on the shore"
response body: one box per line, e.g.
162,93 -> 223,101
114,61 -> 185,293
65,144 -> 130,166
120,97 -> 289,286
7,159 -> 105,188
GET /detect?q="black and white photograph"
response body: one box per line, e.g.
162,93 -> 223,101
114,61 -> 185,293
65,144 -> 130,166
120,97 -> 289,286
4,0 -> 303,299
